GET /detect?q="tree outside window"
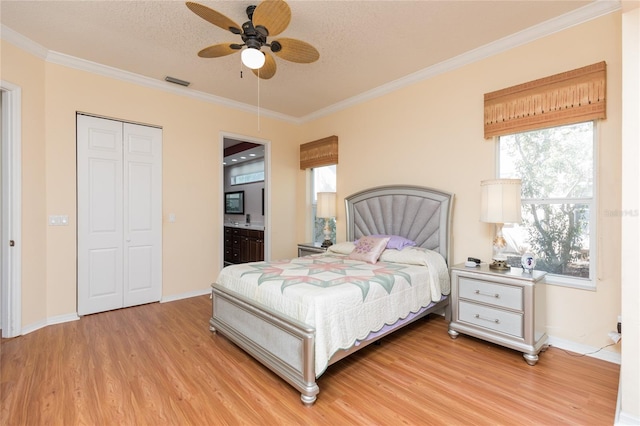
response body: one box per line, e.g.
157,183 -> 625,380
499,122 -> 594,284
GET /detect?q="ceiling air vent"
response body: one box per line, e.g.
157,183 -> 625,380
164,76 -> 190,87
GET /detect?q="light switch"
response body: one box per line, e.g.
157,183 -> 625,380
168,213 -> 176,223
48,215 -> 69,226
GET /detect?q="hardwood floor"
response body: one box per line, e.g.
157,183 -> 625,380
1,295 -> 619,425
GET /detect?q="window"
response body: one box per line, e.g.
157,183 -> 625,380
311,165 -> 336,244
231,171 -> 264,185
229,160 -> 264,185
498,121 -> 595,288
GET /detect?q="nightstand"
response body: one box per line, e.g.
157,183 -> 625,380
448,263 -> 548,365
297,242 -> 327,257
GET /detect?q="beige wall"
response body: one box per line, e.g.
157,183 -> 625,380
1,40 -> 302,325
299,13 -> 622,354
1,43 -> 48,327
0,11 -> 624,357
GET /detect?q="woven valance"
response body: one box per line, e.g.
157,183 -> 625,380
299,135 -> 338,169
484,61 -> 606,138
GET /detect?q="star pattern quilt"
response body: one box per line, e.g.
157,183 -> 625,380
215,247 -> 449,375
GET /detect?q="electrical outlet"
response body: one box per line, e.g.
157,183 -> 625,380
608,331 -> 621,344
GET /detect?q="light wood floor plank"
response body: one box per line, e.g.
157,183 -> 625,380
1,295 -> 619,425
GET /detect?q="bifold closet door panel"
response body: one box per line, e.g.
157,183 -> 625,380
122,122 -> 162,308
77,115 -> 125,316
77,115 -> 162,316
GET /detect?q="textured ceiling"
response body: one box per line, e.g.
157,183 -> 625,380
1,0 -> 607,119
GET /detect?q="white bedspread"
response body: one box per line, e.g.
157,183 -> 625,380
214,246 -> 449,376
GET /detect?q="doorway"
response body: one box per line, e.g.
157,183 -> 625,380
221,133 -> 270,266
1,82 -> 22,338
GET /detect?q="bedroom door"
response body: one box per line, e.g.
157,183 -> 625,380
77,114 -> 162,316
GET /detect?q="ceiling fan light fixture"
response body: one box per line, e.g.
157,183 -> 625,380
241,48 -> 266,69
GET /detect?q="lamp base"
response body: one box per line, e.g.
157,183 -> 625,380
489,260 -> 510,270
321,239 -> 333,248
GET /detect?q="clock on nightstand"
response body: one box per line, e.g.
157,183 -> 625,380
448,263 -> 548,365
297,242 -> 327,257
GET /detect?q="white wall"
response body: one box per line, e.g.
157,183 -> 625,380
619,4 -> 640,424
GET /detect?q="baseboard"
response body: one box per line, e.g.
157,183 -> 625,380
616,410 -> 640,425
547,335 -> 621,364
17,290 -> 211,336
160,288 -> 211,303
615,378 -> 640,425
20,313 -> 80,336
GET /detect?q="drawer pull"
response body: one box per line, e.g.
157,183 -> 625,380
474,314 -> 500,324
475,289 -> 500,299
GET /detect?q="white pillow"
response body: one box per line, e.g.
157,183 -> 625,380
326,241 -> 356,255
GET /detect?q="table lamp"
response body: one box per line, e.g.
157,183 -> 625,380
480,179 -> 522,270
316,192 -> 336,248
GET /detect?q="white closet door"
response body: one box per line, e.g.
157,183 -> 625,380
77,116 -> 125,315
77,116 -> 162,316
122,123 -> 162,307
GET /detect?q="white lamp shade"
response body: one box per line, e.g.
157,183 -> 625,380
241,48 -> 265,69
316,192 -> 337,218
480,179 -> 522,224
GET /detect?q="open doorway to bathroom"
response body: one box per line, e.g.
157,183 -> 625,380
221,134 -> 270,266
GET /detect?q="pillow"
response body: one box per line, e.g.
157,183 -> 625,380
354,234 -> 417,250
327,241 -> 356,255
347,236 -> 390,264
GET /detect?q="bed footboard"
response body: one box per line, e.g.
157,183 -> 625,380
209,284 -> 319,406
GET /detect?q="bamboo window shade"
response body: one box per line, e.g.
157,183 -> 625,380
484,61 -> 606,139
300,135 -> 338,169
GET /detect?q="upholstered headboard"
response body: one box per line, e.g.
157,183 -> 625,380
344,185 -> 454,264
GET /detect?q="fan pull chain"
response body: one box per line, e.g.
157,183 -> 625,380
257,68 -> 261,131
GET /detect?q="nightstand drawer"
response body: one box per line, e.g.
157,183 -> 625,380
459,301 -> 523,338
459,277 -> 523,310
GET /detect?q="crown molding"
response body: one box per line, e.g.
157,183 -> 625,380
1,25 -> 48,59
45,50 -> 295,123
2,0 -> 621,125
1,24 -> 296,124
300,0 -> 622,123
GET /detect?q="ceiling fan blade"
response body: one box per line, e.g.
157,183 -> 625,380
198,43 -> 239,58
252,53 -> 277,79
252,0 -> 291,37
186,2 -> 241,34
272,38 -> 319,63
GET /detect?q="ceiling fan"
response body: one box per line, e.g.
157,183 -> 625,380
186,0 -> 319,80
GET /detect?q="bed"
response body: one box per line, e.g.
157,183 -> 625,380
210,185 -> 454,405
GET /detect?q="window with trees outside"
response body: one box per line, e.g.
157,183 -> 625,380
312,165 -> 336,244
498,121 -> 595,288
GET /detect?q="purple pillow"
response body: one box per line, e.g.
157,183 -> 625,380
356,235 -> 417,250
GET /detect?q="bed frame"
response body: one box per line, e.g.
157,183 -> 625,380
210,185 -> 454,405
